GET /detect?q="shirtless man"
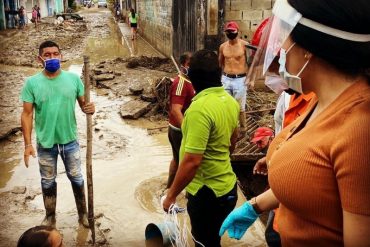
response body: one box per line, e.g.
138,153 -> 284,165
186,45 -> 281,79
219,21 -> 249,130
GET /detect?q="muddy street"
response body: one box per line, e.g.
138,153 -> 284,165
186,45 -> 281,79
0,7 -> 266,247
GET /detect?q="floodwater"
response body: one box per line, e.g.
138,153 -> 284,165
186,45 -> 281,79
0,7 -> 266,247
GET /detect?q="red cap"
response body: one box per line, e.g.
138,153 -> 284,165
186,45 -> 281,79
251,127 -> 274,143
224,21 -> 239,32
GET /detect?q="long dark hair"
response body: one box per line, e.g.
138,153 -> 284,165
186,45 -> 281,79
288,0 -> 370,83
130,8 -> 135,18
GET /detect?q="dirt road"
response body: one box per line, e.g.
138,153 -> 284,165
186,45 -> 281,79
0,6 -> 267,247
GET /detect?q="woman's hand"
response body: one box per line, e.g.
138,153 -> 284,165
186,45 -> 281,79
253,157 -> 268,175
219,201 -> 259,240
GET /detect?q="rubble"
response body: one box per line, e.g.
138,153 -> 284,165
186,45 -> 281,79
125,56 -> 174,72
11,186 -> 27,194
93,68 -> 114,75
247,89 -> 278,128
120,100 -> 153,119
128,86 -> 144,95
93,73 -> 115,81
140,94 -> 157,103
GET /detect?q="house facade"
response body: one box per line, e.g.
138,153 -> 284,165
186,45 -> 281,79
136,0 -> 274,59
1,0 -> 64,30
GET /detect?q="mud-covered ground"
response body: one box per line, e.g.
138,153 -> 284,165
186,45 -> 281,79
0,68 -> 26,139
0,19 -> 88,67
0,6 -> 271,247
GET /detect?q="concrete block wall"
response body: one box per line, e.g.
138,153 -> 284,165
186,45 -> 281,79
137,0 -> 173,57
224,0 -> 274,41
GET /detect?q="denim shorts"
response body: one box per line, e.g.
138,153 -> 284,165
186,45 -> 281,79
221,75 -> 247,112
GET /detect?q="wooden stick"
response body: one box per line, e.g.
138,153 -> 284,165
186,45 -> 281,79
83,56 -> 95,244
170,55 -> 181,74
147,126 -> 167,131
245,108 -> 276,114
155,76 -> 170,89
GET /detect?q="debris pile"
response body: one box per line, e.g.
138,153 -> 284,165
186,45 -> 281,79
125,56 -> 176,73
89,57 -> 176,119
246,89 -> 277,128
151,77 -> 172,115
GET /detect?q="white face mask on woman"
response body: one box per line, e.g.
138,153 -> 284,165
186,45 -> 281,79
264,74 -> 288,95
278,43 -> 311,94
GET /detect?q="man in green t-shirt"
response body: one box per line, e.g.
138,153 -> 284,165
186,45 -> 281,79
163,49 -> 240,246
20,41 -> 95,228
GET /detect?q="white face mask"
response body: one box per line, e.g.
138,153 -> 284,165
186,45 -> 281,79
278,43 -> 310,94
181,65 -> 189,76
264,74 -> 288,95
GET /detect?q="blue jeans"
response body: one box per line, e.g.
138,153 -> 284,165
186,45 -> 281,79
37,140 -> 84,189
221,75 -> 247,111
8,14 -> 15,28
19,16 -> 25,26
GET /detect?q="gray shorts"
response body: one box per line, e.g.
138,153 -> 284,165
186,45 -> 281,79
168,126 -> 182,164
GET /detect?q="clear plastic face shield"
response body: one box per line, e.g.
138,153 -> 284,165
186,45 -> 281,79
247,0 -> 303,93
247,0 -> 370,94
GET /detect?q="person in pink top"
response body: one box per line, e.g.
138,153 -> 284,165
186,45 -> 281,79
32,6 -> 38,28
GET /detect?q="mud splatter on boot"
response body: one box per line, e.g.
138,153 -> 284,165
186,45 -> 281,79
41,184 -> 57,227
72,183 -> 89,228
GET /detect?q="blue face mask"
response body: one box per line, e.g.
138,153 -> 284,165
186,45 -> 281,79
278,43 -> 310,94
41,58 -> 61,73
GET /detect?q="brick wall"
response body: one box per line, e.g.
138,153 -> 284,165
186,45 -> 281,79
137,0 -> 173,57
224,0 -> 274,41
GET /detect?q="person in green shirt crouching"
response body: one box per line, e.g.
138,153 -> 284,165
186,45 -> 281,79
163,49 -> 240,247
20,41 -> 95,228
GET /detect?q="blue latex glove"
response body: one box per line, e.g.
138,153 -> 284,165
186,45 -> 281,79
219,201 -> 259,240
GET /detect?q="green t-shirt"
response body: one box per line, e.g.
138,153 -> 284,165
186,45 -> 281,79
181,87 -> 240,197
129,13 -> 138,23
21,70 -> 85,148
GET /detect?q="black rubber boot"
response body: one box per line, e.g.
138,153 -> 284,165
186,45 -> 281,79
72,183 -> 89,228
41,184 -> 57,227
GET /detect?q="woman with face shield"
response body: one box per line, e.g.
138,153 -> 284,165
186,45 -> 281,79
220,0 -> 370,246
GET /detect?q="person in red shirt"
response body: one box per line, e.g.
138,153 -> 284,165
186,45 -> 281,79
166,52 -> 195,188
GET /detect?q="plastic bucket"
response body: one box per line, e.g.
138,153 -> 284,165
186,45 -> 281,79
145,221 -> 177,247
